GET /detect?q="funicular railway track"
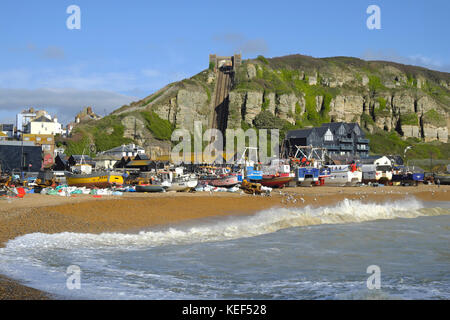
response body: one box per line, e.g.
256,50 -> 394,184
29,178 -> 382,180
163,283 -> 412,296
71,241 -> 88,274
211,68 -> 232,133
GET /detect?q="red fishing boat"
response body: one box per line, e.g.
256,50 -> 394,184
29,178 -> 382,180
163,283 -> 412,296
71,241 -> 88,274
260,174 -> 292,188
209,174 -> 239,187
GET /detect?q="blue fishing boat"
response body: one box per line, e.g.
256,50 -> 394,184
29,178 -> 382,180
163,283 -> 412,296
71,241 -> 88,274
296,167 -> 319,186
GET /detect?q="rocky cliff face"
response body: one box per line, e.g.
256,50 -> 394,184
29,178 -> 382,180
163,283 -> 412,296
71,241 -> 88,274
108,54 -> 449,152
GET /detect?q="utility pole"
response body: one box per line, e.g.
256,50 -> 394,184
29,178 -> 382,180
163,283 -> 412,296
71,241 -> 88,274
19,129 -> 24,181
430,151 -> 433,173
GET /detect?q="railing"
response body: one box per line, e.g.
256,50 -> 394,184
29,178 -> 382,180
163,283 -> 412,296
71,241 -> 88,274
324,145 -> 340,150
357,138 -> 370,144
339,137 -> 353,143
340,145 -> 354,151
357,145 -> 370,151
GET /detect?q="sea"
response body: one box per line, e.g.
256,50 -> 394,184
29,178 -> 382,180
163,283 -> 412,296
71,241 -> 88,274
0,197 -> 449,300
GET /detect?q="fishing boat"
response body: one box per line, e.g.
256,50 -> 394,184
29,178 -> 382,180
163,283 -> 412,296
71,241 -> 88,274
322,165 -> 362,186
260,174 -> 292,188
435,174 -> 450,185
296,167 -> 319,187
65,171 -> 124,188
65,155 -> 124,188
165,179 -> 198,192
135,184 -> 165,193
392,172 -> 424,186
208,174 -> 239,188
361,164 -> 392,184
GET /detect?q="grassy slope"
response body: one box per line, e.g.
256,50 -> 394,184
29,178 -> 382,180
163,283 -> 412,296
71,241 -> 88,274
62,54 -> 449,160
233,55 -> 450,159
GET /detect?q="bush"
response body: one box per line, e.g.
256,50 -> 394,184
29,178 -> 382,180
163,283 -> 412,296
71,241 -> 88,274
253,111 -> 286,130
422,109 -> 446,127
257,55 -> 269,65
368,75 -> 386,92
141,111 -> 174,140
400,113 -> 419,126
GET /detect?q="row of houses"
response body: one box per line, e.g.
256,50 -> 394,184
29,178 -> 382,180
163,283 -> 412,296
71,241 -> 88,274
53,152 -> 168,172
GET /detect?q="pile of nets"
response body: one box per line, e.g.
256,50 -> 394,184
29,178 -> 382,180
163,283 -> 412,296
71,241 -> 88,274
40,185 -> 123,196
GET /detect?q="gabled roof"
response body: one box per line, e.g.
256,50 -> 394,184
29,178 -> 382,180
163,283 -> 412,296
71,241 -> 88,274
134,154 -> 149,160
32,116 -> 53,123
321,122 -> 347,132
286,128 -> 315,139
315,127 -> 331,137
70,155 -> 93,161
94,154 -> 122,161
55,154 -> 69,160
104,144 -> 144,153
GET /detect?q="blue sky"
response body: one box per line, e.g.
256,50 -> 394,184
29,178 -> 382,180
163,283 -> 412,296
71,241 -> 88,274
0,0 -> 449,124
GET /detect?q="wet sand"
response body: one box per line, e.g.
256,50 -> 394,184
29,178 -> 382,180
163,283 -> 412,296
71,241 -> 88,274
0,184 -> 449,299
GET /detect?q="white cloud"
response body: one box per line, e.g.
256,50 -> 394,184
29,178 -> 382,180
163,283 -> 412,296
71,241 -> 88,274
361,49 -> 450,72
42,46 -> 66,60
0,88 -> 137,124
0,63 -> 189,125
212,32 -> 269,56
141,69 -> 161,78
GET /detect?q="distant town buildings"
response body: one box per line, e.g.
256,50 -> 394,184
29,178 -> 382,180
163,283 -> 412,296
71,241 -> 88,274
16,108 -> 37,134
74,106 -> 102,123
0,124 -> 14,138
24,115 -> 64,136
16,108 -> 64,136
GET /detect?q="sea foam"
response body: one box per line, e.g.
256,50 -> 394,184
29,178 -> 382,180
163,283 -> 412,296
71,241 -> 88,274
2,197 -> 447,252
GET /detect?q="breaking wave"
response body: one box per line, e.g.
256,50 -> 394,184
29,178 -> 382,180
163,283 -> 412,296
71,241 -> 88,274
2,198 -> 449,251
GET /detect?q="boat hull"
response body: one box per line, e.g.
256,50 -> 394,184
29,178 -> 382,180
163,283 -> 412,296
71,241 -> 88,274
166,180 -> 198,192
135,185 -> 165,193
436,175 -> 450,185
259,176 -> 292,188
202,175 -> 239,188
323,171 -> 362,186
65,172 -> 123,188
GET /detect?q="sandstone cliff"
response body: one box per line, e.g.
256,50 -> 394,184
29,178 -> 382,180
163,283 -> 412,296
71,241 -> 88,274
70,54 -> 449,157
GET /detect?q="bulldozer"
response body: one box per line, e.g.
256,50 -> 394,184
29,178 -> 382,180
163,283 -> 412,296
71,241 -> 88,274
240,179 -> 263,195
35,170 -> 56,189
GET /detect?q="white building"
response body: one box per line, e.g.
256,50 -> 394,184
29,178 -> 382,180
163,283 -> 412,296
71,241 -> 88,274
24,116 -> 64,135
102,144 -> 145,158
16,108 -> 37,134
16,108 -> 63,136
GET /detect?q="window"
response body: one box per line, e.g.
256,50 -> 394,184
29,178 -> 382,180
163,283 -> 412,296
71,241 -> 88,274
324,130 -> 333,141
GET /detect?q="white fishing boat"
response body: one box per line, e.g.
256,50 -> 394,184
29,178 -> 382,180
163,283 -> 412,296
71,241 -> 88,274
322,165 -> 362,186
160,167 -> 198,192
165,179 -> 198,192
